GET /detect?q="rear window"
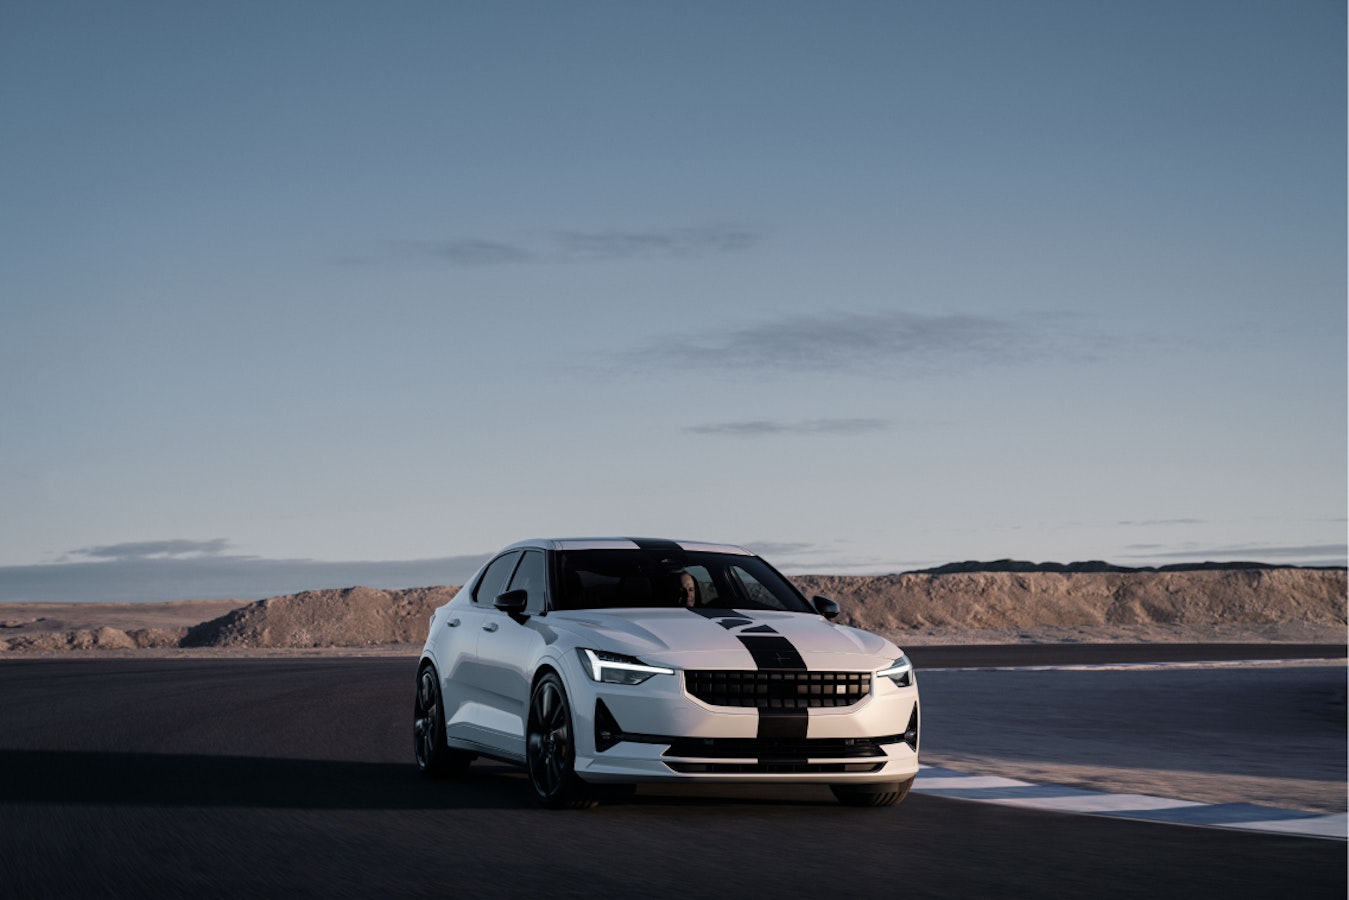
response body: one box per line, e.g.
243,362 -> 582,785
554,549 -> 810,613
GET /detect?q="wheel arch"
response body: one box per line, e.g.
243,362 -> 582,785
531,661 -> 564,694
414,656 -> 442,717
416,654 -> 440,688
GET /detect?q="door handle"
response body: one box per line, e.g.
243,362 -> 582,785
446,618 -> 460,628
482,622 -> 499,633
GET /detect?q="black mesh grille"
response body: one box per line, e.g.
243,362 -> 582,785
684,670 -> 872,708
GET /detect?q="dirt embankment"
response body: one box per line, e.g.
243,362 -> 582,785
179,585 -> 461,648
0,569 -> 1343,652
794,568 -> 1347,644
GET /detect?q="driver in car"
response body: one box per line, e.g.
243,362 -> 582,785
673,571 -> 700,608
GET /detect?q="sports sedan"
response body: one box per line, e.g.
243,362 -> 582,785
414,538 -> 919,808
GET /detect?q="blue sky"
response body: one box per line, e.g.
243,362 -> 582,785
2,1 -> 1344,602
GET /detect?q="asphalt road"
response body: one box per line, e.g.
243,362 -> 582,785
0,648 -> 1343,899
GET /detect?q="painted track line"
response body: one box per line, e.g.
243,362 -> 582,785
912,765 -> 1347,840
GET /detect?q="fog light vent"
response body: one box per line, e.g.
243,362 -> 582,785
594,698 -> 623,753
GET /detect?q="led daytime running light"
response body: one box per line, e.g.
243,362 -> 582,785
582,648 -> 675,681
876,657 -> 912,679
877,654 -> 914,686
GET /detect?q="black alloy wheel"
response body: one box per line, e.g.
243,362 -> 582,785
414,666 -> 472,777
526,672 -> 596,809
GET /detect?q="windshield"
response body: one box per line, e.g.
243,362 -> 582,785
554,549 -> 812,613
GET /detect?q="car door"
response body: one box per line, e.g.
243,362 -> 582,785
441,549 -> 521,753
472,548 -> 552,759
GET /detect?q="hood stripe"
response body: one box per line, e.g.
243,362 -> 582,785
737,635 -> 807,670
685,607 -> 810,741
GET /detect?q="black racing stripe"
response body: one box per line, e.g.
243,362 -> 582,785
738,629 -> 809,740
717,617 -> 753,629
683,607 -> 811,741
685,607 -> 754,629
737,635 -> 806,670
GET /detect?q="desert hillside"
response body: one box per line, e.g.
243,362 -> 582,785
0,587 -> 459,652
180,585 -> 462,648
0,568 -> 1343,652
792,568 -> 1347,633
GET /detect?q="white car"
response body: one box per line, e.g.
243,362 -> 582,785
414,538 -> 920,808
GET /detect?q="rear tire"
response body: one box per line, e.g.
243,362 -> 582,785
414,666 -> 473,777
830,777 -> 913,807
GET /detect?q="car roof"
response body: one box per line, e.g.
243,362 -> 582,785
501,537 -> 754,556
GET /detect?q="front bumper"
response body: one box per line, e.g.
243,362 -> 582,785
568,666 -> 920,785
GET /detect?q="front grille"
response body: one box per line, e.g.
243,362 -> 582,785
685,670 -> 871,708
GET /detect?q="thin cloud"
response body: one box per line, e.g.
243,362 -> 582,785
553,226 -> 758,260
1117,519 -> 1205,527
355,225 -> 758,267
628,310 -> 1099,376
686,418 -> 888,437
70,539 -> 231,560
1122,542 -> 1347,563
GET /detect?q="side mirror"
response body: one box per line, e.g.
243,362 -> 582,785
495,589 -> 529,615
812,595 -> 840,620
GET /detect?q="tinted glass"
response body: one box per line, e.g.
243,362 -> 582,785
684,564 -> 718,605
728,564 -> 779,607
555,549 -> 810,612
506,549 -> 547,613
472,551 -> 521,605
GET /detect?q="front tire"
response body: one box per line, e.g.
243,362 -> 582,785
526,672 -> 596,809
414,666 -> 473,777
830,777 -> 913,807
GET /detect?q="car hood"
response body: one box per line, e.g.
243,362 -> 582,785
545,607 -> 899,671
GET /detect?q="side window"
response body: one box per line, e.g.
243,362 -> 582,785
506,550 -> 548,614
472,551 -> 521,605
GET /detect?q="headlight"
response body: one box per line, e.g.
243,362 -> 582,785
877,654 -> 914,687
579,648 -> 675,685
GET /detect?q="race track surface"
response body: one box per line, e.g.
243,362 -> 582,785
0,647 -> 1343,898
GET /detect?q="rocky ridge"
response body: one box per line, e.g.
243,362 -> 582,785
792,568 -> 1347,633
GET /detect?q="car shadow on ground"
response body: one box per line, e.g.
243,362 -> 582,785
0,750 -> 542,810
0,749 -> 864,812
